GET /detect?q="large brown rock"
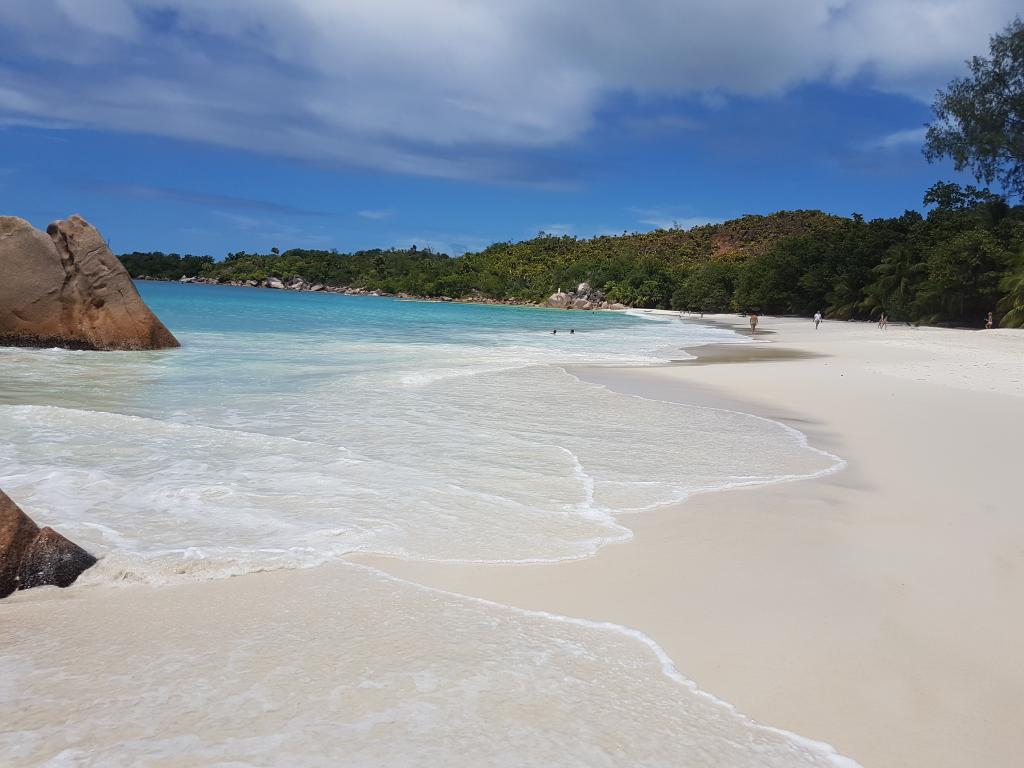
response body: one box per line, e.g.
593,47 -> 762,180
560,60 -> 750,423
0,489 -> 97,598
547,290 -> 571,308
0,214 -> 180,350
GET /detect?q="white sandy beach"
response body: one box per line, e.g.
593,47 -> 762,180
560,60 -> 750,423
362,315 -> 1024,768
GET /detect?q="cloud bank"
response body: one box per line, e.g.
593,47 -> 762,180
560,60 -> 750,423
0,1 -> 1018,181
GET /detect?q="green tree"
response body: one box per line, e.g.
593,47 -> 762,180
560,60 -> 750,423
998,251 -> 1024,326
733,242 -> 814,314
923,181 -> 1007,212
922,230 -> 1008,322
670,262 -> 739,312
862,243 -> 926,320
925,18 -> 1024,197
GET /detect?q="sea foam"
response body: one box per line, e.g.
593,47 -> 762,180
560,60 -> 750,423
0,294 -> 839,579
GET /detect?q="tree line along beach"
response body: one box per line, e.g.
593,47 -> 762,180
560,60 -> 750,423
118,185 -> 1024,330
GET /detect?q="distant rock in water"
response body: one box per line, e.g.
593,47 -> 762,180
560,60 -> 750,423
0,489 -> 97,598
0,214 -> 180,350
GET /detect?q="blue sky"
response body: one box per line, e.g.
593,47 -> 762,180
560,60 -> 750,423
1,1 -> 1018,257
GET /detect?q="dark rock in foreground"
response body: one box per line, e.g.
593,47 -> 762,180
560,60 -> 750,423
0,489 -> 97,598
0,214 -> 180,350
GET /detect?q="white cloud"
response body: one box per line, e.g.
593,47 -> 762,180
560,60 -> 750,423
356,209 -> 396,221
393,233 -> 492,256
629,207 -> 723,230
99,184 -> 325,215
54,0 -> 141,39
209,210 -> 334,248
861,126 -> 928,150
0,1 -> 1018,180
537,224 -> 574,236
210,211 -> 261,231
624,114 -> 703,136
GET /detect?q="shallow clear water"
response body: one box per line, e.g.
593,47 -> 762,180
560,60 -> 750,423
0,283 -> 835,581
0,283 -> 852,767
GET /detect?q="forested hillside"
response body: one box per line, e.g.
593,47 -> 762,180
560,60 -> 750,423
119,185 -> 1024,327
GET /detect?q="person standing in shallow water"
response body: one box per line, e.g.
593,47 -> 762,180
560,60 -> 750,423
749,313 -> 758,334
814,311 -> 822,330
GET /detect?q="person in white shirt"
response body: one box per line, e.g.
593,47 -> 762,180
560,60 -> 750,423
813,311 -> 822,330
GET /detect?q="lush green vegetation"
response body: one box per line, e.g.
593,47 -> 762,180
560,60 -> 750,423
207,246 -> 461,296
118,190 -> 1024,327
119,251 -> 214,280
925,18 -> 1024,198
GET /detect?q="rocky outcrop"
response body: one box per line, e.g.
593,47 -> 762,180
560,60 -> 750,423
161,271 -> 546,306
0,215 -> 180,350
547,282 -> 614,310
0,489 -> 97,598
548,290 -> 572,308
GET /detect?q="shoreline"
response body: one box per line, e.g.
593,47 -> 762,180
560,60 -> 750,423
133,276 -> 592,311
356,314 -> 1024,768
137,275 -> 645,313
135,279 -> 1007,330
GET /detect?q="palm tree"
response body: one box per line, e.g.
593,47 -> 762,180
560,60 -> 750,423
998,251 -> 1024,327
861,244 -> 924,320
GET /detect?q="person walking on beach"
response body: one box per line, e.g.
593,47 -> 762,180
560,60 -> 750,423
814,311 -> 822,330
749,313 -> 759,334
985,311 -> 994,329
